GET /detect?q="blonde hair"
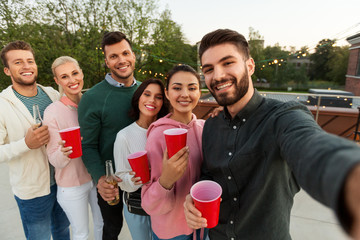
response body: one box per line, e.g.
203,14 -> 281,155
51,56 -> 81,96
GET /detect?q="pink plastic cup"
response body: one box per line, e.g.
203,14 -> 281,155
127,151 -> 150,184
163,128 -> 188,158
58,126 -> 82,159
190,180 -> 222,228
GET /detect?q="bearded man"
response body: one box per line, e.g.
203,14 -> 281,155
184,29 -> 360,240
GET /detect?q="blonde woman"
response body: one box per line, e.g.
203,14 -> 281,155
43,56 -> 103,240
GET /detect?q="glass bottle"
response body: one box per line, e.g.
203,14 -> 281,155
105,160 -> 120,205
32,104 -> 42,129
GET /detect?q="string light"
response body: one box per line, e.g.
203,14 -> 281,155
124,31 -> 348,75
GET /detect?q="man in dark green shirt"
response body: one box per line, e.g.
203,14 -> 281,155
184,29 -> 360,240
78,31 -> 138,240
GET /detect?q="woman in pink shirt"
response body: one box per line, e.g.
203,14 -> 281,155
141,65 -> 207,240
43,56 -> 103,240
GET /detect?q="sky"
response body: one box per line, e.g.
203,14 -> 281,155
157,0 -> 360,51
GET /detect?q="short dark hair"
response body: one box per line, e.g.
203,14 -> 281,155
165,64 -> 200,90
101,31 -> 132,55
129,78 -> 169,120
0,40 -> 35,68
199,29 -> 250,63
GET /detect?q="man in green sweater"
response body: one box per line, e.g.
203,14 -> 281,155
78,31 -> 139,240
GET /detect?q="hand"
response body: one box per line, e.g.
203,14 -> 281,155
97,175 -> 122,202
208,106 -> 224,118
25,125 -> 50,149
184,194 -> 207,229
344,164 -> 360,239
159,146 -> 189,190
58,140 -> 72,157
130,171 -> 142,185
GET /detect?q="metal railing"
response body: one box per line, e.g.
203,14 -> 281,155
260,91 -> 360,123
200,90 -> 360,123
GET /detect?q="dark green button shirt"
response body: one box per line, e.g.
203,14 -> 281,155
202,90 -> 360,239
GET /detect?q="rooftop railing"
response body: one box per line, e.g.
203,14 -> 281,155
199,90 -> 360,122
197,90 -> 360,140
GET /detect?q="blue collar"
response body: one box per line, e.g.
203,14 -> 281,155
105,73 -> 137,87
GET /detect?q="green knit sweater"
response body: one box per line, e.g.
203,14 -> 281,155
78,80 -> 138,183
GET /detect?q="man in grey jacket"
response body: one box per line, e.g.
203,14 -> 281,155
0,40 -> 70,240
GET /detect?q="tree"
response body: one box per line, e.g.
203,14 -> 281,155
259,44 -> 289,86
326,46 -> 349,85
309,39 -> 336,81
277,63 -> 309,88
113,0 -> 157,47
0,0 -> 198,91
136,9 -> 197,81
248,27 -> 264,62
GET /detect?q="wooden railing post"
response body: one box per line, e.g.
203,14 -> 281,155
315,96 -> 321,123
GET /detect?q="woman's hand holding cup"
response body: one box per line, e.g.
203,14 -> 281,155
58,140 -> 73,158
159,146 -> 189,190
130,171 -> 143,185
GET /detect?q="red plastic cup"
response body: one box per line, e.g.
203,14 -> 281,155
58,126 -> 82,159
190,180 -> 222,228
127,151 -> 150,184
163,128 -> 188,158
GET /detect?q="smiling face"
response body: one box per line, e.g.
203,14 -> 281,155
53,62 -> 84,98
104,39 -> 136,86
201,43 -> 255,107
165,71 -> 201,118
4,50 -> 38,87
138,83 -> 164,120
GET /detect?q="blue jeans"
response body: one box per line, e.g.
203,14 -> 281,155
14,184 -> 70,240
152,228 -> 209,240
123,204 -> 152,240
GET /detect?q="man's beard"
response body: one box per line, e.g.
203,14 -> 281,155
12,74 -> 37,86
209,71 -> 249,106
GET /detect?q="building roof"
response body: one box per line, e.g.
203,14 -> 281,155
347,33 -> 360,44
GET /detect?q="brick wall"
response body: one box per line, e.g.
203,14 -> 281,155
347,48 -> 359,75
345,77 -> 360,95
346,36 -> 360,95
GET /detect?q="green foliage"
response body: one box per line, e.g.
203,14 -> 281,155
0,7 -> 350,92
0,0 -> 197,91
248,27 -> 265,63
133,9 -> 197,82
255,44 -> 290,85
277,63 -> 309,87
326,46 -> 349,85
309,39 -> 336,81
309,39 -> 349,85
